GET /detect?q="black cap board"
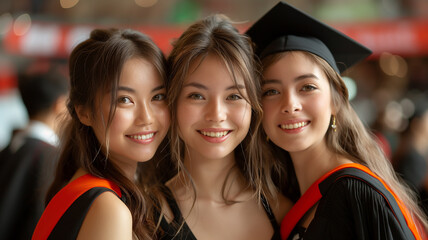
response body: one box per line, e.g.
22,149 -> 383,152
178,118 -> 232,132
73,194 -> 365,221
245,1 -> 372,73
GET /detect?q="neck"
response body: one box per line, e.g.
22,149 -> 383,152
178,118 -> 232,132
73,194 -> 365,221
290,142 -> 351,195
179,150 -> 246,202
31,112 -> 58,134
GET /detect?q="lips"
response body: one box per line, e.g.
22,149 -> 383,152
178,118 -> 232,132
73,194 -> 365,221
280,121 -> 309,130
128,133 -> 155,140
199,130 -> 230,138
197,129 -> 232,143
126,132 -> 156,143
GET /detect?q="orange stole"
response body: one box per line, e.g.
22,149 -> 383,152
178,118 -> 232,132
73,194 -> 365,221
32,174 -> 121,240
280,163 -> 422,240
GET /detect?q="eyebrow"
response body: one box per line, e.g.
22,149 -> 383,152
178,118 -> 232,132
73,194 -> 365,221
183,82 -> 245,91
295,73 -> 319,81
183,82 -> 207,90
262,74 -> 319,85
226,84 -> 245,91
118,85 -> 165,93
118,86 -> 136,93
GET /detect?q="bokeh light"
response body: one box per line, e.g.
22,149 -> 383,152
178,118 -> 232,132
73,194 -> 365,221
13,13 -> 32,36
343,76 -> 357,101
379,52 -> 408,78
60,0 -> 79,9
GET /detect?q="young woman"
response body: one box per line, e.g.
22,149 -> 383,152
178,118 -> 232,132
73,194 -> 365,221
32,28 -> 170,240
246,2 -> 428,240
157,14 -> 292,240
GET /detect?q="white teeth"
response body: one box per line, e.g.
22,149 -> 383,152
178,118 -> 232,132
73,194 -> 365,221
201,131 -> 229,138
280,122 -> 307,130
130,133 -> 154,140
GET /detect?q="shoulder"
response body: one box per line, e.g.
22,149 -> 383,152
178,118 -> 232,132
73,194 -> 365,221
327,176 -> 389,204
315,177 -> 409,238
78,191 -> 133,240
322,176 -> 402,223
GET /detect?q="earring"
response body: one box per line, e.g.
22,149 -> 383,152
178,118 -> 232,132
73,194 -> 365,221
331,115 -> 337,132
266,135 -> 270,142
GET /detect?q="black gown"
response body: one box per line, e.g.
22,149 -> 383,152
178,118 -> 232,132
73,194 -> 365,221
289,177 -> 408,239
0,137 -> 58,240
284,165 -> 421,240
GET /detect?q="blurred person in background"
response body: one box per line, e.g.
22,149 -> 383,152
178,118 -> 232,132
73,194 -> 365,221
393,93 -> 428,215
0,63 -> 69,240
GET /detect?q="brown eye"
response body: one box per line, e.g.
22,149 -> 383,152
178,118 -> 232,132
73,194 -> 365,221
301,85 -> 317,91
188,93 -> 204,100
262,89 -> 279,96
153,93 -> 166,101
227,94 -> 242,100
118,96 -> 132,104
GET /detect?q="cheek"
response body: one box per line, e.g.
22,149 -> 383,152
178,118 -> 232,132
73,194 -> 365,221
108,111 -> 131,135
155,104 -> 171,129
308,95 -> 334,128
176,102 -> 194,130
237,103 -> 252,130
261,100 -> 278,126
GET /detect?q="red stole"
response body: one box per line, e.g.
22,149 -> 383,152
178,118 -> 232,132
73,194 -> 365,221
280,163 -> 422,240
32,174 -> 121,240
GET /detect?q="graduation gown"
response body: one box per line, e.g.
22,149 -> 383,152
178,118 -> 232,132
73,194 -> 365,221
281,163 -> 423,240
0,137 -> 58,240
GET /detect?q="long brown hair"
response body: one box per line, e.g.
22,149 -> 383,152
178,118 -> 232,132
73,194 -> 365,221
46,28 -> 168,239
261,50 -> 428,231
166,14 -> 280,203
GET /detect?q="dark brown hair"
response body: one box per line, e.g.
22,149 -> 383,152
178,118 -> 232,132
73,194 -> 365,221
46,28 -> 168,239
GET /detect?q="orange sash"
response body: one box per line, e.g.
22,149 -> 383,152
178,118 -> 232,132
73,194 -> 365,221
280,163 -> 422,240
32,174 -> 121,240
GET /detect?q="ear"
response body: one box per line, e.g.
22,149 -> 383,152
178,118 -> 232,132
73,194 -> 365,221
75,105 -> 92,126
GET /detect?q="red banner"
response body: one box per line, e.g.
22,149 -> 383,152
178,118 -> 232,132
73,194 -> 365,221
2,19 -> 428,58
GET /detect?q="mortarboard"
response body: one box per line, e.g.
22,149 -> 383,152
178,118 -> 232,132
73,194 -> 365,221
245,1 -> 372,73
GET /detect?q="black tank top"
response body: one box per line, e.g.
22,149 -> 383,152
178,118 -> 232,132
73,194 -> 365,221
157,189 -> 281,240
48,187 -> 125,240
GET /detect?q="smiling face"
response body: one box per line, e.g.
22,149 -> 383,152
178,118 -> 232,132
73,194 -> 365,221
87,57 -> 170,175
176,54 -> 251,161
261,51 -> 334,154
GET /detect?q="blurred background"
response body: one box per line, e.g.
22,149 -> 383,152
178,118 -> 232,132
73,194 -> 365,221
0,0 -> 428,190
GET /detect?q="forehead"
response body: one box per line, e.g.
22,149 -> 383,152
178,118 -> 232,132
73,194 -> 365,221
186,53 -> 246,87
263,51 -> 325,79
120,57 -> 161,82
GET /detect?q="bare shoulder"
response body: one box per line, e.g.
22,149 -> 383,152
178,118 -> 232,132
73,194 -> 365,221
77,191 -> 133,240
273,193 -> 294,224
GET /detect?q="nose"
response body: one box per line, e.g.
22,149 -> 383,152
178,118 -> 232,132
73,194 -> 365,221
136,101 -> 153,125
205,98 -> 227,122
281,91 -> 302,114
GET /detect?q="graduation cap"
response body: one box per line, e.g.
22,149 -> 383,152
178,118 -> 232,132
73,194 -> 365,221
245,1 -> 372,73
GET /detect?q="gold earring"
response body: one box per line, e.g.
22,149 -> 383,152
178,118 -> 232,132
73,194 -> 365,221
266,135 -> 270,142
331,115 -> 337,132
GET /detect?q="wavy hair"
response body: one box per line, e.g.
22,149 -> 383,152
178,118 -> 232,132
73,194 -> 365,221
166,14 -> 280,204
261,50 -> 428,231
46,28 -> 168,239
